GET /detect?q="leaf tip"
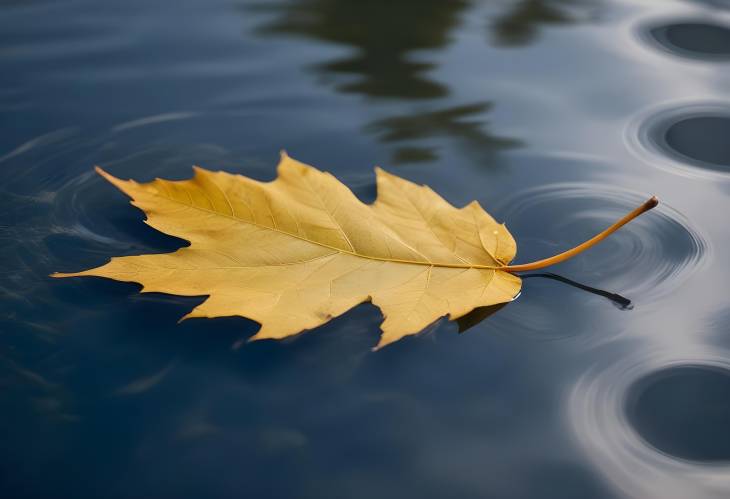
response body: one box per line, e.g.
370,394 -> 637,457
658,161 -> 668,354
94,165 -> 130,190
94,165 -> 116,182
374,166 -> 399,185
49,271 -> 83,278
246,336 -> 263,346
372,334 -> 397,351
371,338 -> 388,352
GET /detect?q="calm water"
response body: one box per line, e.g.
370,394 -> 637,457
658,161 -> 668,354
2,0 -> 730,498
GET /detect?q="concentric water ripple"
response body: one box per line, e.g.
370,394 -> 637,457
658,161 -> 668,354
627,365 -> 730,462
458,182 -> 707,344
641,20 -> 730,60
628,102 -> 730,177
496,183 -> 708,301
569,349 -> 730,499
0,112 -> 277,303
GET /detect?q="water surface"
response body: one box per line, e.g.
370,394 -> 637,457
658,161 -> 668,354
2,1 -> 730,498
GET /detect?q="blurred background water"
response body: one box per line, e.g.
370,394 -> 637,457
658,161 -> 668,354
1,0 -> 730,498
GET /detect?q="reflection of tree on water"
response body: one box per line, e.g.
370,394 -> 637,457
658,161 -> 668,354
254,0 -> 468,99
252,0 -> 518,164
251,0 -> 594,164
366,103 -> 520,164
490,0 -> 598,47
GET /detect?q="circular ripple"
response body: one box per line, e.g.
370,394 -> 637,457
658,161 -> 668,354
627,365 -> 730,462
465,183 -> 708,345
495,183 -> 707,301
666,116 -> 730,166
630,102 -> 730,177
569,350 -> 730,499
29,111 -> 281,295
644,21 -> 730,60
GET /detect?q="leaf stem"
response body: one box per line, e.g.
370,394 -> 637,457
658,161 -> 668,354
501,196 -> 659,273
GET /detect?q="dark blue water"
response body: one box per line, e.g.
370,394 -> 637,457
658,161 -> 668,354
2,1 -> 730,498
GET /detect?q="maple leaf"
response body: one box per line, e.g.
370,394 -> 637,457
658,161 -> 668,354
52,153 -> 657,349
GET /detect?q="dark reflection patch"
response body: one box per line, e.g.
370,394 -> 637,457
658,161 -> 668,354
647,22 -> 730,59
626,365 -> 730,462
637,104 -> 730,174
490,0 -> 589,47
665,116 -> 730,168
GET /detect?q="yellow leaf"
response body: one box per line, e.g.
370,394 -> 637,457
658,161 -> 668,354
52,153 -> 658,349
